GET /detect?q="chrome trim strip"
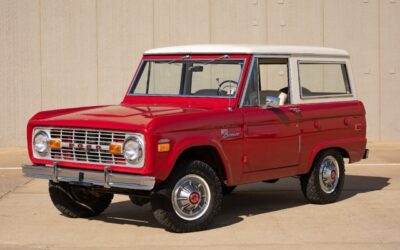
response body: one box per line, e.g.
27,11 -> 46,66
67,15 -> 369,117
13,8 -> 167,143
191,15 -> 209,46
22,164 -> 155,191
363,149 -> 369,159
53,162 -> 59,182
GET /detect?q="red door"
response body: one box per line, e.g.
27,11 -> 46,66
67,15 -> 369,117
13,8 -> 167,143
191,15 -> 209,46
242,105 -> 300,172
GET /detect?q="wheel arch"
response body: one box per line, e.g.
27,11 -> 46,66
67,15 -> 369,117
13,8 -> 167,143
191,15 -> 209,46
306,145 -> 350,173
170,145 -> 231,184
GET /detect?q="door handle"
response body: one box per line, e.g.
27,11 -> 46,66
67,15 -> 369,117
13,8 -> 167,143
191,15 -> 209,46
288,107 -> 301,114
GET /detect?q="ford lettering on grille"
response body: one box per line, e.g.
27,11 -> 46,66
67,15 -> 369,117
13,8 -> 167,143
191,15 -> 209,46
65,143 -> 108,152
49,128 -> 126,166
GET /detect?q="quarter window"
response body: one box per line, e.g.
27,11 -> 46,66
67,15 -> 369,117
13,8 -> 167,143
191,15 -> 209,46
298,62 -> 351,98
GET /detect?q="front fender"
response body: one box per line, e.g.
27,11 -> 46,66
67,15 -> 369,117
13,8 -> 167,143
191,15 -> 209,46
153,135 -> 235,184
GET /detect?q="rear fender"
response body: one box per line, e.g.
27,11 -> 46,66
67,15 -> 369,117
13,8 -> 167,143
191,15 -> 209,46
303,137 -> 366,174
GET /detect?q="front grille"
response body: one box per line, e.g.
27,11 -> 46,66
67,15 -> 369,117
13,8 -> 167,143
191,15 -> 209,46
49,128 -> 129,166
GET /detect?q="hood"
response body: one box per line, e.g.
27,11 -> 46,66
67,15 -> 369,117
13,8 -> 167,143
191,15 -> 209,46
30,105 -> 209,132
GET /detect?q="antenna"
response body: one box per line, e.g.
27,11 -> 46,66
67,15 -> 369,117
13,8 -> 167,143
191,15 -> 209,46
228,81 -> 232,111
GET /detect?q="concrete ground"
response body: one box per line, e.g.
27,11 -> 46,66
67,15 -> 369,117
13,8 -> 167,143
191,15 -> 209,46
0,143 -> 399,250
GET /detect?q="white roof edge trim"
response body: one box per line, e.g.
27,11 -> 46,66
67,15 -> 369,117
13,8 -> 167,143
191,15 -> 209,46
144,44 -> 349,57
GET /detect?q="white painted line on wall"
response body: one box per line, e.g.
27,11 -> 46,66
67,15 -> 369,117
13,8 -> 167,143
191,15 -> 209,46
0,149 -> 26,155
0,167 -> 22,170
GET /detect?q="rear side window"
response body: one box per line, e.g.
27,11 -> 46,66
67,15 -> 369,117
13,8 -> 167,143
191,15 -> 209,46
298,62 -> 351,98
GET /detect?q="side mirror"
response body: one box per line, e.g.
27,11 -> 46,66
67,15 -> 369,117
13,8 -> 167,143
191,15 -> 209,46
264,96 -> 280,109
189,66 -> 203,72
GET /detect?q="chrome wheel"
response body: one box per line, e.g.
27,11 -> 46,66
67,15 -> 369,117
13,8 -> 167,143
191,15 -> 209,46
319,155 -> 340,194
171,174 -> 211,221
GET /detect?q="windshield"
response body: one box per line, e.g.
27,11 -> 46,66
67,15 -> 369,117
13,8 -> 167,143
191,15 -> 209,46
129,59 -> 244,97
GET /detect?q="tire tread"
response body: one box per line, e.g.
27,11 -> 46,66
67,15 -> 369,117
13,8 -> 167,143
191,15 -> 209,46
49,181 -> 113,218
300,149 -> 345,204
151,160 -> 223,233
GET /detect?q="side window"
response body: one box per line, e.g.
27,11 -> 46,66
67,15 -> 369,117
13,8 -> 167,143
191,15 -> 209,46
242,61 -> 259,106
242,58 -> 290,107
258,58 -> 289,106
298,62 -> 351,98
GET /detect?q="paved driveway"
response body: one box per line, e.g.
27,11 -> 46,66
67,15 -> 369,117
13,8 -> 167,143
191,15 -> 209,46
0,143 -> 399,249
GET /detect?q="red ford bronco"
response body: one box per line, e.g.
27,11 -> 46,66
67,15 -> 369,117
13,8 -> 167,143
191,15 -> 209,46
23,45 -> 368,232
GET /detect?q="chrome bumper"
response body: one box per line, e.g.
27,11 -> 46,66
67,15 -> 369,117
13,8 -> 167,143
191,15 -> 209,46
363,149 -> 369,159
22,164 -> 155,191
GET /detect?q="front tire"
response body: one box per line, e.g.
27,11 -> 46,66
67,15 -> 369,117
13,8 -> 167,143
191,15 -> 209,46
300,150 -> 345,204
222,184 -> 236,195
129,195 -> 150,207
49,181 -> 113,218
151,160 -> 223,233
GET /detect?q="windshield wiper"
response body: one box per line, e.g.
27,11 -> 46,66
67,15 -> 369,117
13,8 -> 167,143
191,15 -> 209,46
202,54 -> 229,64
166,54 -> 230,64
167,55 -> 191,64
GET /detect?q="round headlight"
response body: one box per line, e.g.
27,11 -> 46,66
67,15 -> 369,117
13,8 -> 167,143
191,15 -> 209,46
33,130 -> 49,155
123,137 -> 143,164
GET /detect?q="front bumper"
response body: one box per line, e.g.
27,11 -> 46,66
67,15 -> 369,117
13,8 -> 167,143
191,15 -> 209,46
22,164 -> 155,191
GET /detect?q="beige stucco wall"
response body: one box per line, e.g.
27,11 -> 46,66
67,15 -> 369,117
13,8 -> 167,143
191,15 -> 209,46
0,0 -> 399,147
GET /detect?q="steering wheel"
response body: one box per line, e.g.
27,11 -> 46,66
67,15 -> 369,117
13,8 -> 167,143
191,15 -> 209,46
217,80 -> 239,96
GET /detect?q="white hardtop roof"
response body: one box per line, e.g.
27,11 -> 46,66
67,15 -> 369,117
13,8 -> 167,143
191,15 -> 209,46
144,44 -> 349,57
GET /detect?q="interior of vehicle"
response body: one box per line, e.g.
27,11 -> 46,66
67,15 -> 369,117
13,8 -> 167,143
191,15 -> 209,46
130,58 -> 244,97
242,58 -> 290,107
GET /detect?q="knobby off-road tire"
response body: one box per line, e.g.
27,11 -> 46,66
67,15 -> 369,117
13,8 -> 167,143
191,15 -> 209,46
300,149 -> 345,204
151,160 -> 223,233
49,181 -> 113,218
222,184 -> 236,195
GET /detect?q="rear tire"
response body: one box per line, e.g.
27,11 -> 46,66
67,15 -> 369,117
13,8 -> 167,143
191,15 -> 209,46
300,149 -> 345,204
49,181 -> 113,218
151,160 -> 223,233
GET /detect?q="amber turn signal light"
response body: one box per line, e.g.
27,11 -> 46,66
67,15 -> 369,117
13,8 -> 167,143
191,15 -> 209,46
49,139 -> 61,149
109,143 -> 122,155
157,139 -> 171,152
158,143 -> 170,152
